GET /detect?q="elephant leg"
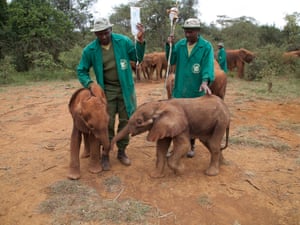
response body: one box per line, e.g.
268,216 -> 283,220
81,133 -> 90,158
100,130 -> 111,171
88,134 -> 102,174
167,134 -> 190,175
204,129 -> 225,176
68,127 -> 82,180
155,65 -> 161,80
237,62 -> 244,78
150,138 -> 171,178
204,141 -> 220,176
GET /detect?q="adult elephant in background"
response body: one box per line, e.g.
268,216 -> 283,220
68,84 -> 110,180
166,60 -> 227,99
283,50 -> 300,63
141,52 -> 168,80
111,95 -> 230,178
151,51 -> 168,80
140,53 -> 154,80
226,48 -> 255,78
130,61 -> 148,81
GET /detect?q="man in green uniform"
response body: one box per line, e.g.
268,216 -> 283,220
166,18 -> 215,158
217,42 -> 228,73
77,18 -> 145,168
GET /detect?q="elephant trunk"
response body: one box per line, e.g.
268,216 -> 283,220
111,124 -> 130,151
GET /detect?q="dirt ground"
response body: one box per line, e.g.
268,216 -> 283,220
0,78 -> 300,225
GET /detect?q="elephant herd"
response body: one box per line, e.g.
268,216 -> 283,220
132,48 -> 300,82
130,51 -> 170,81
132,48 -> 256,81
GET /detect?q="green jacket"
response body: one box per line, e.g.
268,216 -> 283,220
166,35 -> 214,98
77,33 -> 145,117
218,47 -> 228,73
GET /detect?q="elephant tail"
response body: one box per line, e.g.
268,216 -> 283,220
221,126 -> 229,150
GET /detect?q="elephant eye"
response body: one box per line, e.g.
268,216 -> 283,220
136,119 -> 143,125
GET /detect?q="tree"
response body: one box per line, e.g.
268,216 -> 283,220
221,20 -> 260,50
109,0 -> 198,51
258,25 -> 284,48
0,0 -> 9,59
7,0 -> 75,71
282,12 -> 300,50
50,0 -> 96,35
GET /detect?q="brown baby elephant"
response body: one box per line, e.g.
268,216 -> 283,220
68,83 -> 110,180
111,95 -> 230,178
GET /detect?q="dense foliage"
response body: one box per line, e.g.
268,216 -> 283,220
0,0 -> 299,84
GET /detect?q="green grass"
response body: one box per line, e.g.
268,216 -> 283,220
227,75 -> 300,101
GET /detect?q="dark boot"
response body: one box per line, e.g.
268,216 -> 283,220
117,149 -> 131,166
187,138 -> 195,158
101,154 -> 110,171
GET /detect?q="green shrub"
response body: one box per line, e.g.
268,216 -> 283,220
0,56 -> 17,84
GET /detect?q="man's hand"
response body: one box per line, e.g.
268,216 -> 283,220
199,81 -> 212,95
167,35 -> 175,45
89,82 -> 106,102
136,23 -> 145,43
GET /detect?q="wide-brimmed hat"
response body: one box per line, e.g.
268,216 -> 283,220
182,18 -> 201,29
218,42 -> 224,47
91,18 -> 113,32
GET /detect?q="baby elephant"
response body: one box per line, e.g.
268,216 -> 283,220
68,84 -> 110,180
112,95 -> 230,178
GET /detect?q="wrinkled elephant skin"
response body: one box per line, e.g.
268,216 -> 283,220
226,48 -> 255,78
68,85 -> 110,180
112,95 -> 230,178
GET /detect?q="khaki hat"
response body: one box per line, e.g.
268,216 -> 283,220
182,18 -> 201,29
91,18 -> 113,32
218,42 -> 224,47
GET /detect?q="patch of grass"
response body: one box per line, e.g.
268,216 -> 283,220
228,76 -> 300,101
38,179 -> 157,225
197,194 -> 213,208
102,199 -> 154,223
231,125 -> 291,152
230,136 -> 291,152
102,175 -> 122,193
277,121 -> 300,134
295,157 -> 300,165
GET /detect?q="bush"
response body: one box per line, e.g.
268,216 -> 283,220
246,45 -> 285,81
0,57 -> 17,84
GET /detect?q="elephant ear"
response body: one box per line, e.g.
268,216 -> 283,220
147,102 -> 188,142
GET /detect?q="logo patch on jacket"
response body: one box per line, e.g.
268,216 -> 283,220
192,63 -> 200,73
120,59 -> 128,70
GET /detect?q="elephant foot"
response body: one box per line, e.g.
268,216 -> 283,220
173,165 -> 185,176
149,170 -> 165,178
67,168 -> 80,180
205,166 -> 219,176
101,155 -> 110,171
88,163 -> 102,174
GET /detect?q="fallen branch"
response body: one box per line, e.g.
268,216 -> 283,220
41,165 -> 57,172
113,187 -> 124,201
245,179 -> 260,190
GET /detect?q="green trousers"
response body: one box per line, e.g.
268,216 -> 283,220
105,89 -> 129,150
